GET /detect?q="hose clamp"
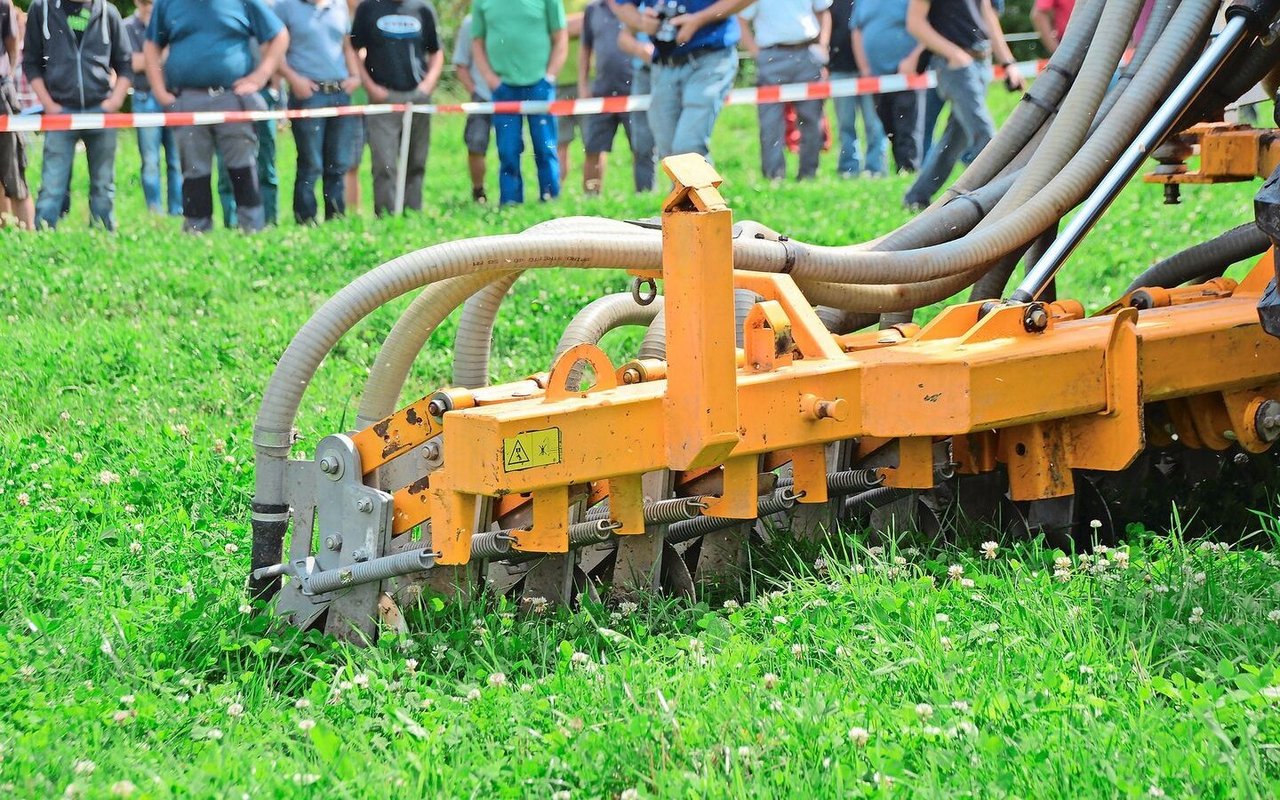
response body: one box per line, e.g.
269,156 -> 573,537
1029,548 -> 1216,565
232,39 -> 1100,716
778,235 -> 797,274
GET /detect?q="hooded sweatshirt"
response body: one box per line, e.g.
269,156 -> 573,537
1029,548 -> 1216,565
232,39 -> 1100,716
22,0 -> 131,110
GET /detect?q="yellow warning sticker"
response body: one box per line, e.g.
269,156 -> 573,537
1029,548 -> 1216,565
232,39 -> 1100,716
503,427 -> 563,472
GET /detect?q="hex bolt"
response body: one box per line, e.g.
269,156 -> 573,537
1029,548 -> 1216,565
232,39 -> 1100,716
1023,304 -> 1049,333
1255,399 -> 1280,442
352,548 -> 371,563
426,399 -> 446,418
621,367 -> 642,385
319,456 -> 338,474
325,534 -> 343,551
422,441 -> 442,461
355,497 -> 374,514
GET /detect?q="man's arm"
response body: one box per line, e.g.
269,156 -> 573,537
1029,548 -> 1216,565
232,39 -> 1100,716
615,25 -> 653,63
22,5 -> 59,113
669,0 -> 755,46
471,38 -> 500,90
1030,4 -> 1058,54
578,41 -> 592,98
981,0 -> 1023,89
546,26 -> 568,82
614,2 -> 659,36
738,16 -> 757,58
101,12 -> 133,112
235,29 -> 289,95
143,40 -> 174,105
340,38 -> 361,94
817,8 -> 830,49
418,47 -> 443,94
905,0 -> 971,68
851,26 -> 870,76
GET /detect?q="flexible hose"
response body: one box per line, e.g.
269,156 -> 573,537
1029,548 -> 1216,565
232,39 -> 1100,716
1126,222 -> 1270,291
553,292 -> 664,388
638,307 -> 667,359
452,272 -> 522,390
939,0 -> 1109,205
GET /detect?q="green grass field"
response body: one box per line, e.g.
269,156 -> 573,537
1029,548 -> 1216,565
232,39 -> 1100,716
3,93 -> 1280,799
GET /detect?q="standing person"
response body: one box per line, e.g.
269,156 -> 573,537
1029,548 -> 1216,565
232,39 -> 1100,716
144,0 -> 287,233
617,23 -> 656,192
471,0 -> 569,206
351,0 -> 443,216
901,0 -> 1022,210
1030,0 -> 1074,54
124,0 -> 181,216
0,0 -> 33,228
739,0 -> 831,181
345,0 -> 365,213
615,0 -> 751,162
275,0 -> 362,224
24,0 -> 132,230
452,11 -> 490,203
828,0 -> 887,178
579,0 -> 636,194
853,0 -> 923,173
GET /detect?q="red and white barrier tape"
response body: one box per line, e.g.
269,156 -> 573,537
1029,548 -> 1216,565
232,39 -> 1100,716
0,59 -> 1044,133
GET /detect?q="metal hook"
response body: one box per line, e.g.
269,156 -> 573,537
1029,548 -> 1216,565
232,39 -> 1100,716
631,276 -> 659,306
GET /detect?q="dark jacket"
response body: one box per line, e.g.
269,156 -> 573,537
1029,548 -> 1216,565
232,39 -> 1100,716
22,0 -> 131,110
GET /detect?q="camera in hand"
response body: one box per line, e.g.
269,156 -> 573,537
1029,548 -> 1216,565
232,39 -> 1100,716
653,0 -> 688,44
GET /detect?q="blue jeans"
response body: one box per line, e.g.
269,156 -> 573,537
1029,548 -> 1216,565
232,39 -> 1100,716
905,60 -> 994,206
757,47 -> 825,180
133,91 -> 182,214
830,71 -> 888,176
648,47 -> 738,160
290,90 -> 358,223
493,79 -> 559,205
921,87 -> 943,159
630,66 -> 656,192
35,108 -> 117,230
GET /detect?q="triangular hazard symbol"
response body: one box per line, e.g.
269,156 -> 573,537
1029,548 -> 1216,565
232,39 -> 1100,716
506,440 -> 531,467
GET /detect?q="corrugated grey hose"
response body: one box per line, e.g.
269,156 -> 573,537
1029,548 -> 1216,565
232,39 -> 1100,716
452,272 -> 522,389
937,0 -> 1109,207
636,288 -> 760,359
983,0 -> 1145,218
553,293 -> 664,388
1126,222 -> 1271,292
782,0 -> 1220,295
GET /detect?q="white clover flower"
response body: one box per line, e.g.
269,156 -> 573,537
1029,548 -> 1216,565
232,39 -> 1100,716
847,726 -> 870,746
292,774 -> 320,785
980,541 -> 999,560
960,578 -> 976,589
915,703 -> 934,719
935,613 -> 949,623
98,470 -> 121,485
294,698 -> 311,709
206,727 -> 223,740
128,541 -> 143,555
227,703 -> 244,717
1268,610 -> 1280,623
552,791 -> 572,800
873,772 -> 894,789
298,718 -> 316,731
1189,607 -> 1204,625
893,555 -> 907,566
120,694 -> 135,705
16,492 -> 29,507
488,673 -> 508,688
405,659 -> 419,672
939,636 -> 953,650
621,790 -> 640,800
224,543 -> 239,555
867,546 -> 885,558
951,700 -> 971,713
1054,556 -> 1072,570
773,615 -> 788,625
570,651 -> 590,666
1148,786 -> 1166,798
947,564 -> 964,581
1192,572 -> 1207,585
352,673 -> 369,688
789,643 -> 805,656
72,760 -> 95,776
763,673 -> 779,690
853,563 -> 867,575
109,781 -> 136,797
769,698 -> 784,712
923,725 -> 943,736
1260,686 -> 1280,700
1154,584 -> 1170,593
465,688 -> 482,702
1054,568 -> 1071,583
1079,664 -> 1095,675
736,745 -> 751,758
1113,551 -> 1130,568
618,601 -> 639,614
722,599 -> 740,610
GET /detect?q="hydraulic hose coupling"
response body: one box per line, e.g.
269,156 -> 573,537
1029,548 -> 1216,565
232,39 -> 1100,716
1226,0 -> 1280,36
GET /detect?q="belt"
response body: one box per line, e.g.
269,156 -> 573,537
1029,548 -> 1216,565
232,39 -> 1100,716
176,87 -> 232,97
964,44 -> 992,60
314,81 -> 345,93
762,41 -> 817,50
654,45 -> 728,67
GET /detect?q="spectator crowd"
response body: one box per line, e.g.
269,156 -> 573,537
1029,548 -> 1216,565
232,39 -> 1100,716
0,0 -> 1077,232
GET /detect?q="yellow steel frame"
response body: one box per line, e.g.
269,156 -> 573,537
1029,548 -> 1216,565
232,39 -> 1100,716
360,157 -> 1280,565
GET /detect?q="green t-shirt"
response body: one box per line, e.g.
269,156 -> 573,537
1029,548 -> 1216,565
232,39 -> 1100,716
472,0 -> 566,88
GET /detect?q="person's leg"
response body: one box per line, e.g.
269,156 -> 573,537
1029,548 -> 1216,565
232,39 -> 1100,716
214,93 -> 267,233
945,61 -> 995,164
463,101 -> 491,201
856,93 -> 888,176
173,95 -> 218,232
364,92 -> 404,215
345,120 -> 365,213
0,128 -> 33,228
903,66 -> 971,207
630,68 -> 656,192
256,89 -> 280,225
921,86 -> 944,159
828,71 -> 861,176
646,64 -> 682,160
879,90 -> 923,173
83,127 -> 118,231
133,92 -> 163,212
403,90 -> 432,212
582,112 -> 619,194
755,51 -> 787,179
792,51 -> 826,180
34,129 -> 75,229
528,79 -> 561,200
557,115 -> 577,184
670,48 -> 738,160
161,125 -> 184,215
322,99 -> 356,220
492,82 -> 526,205
290,95 -> 325,224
